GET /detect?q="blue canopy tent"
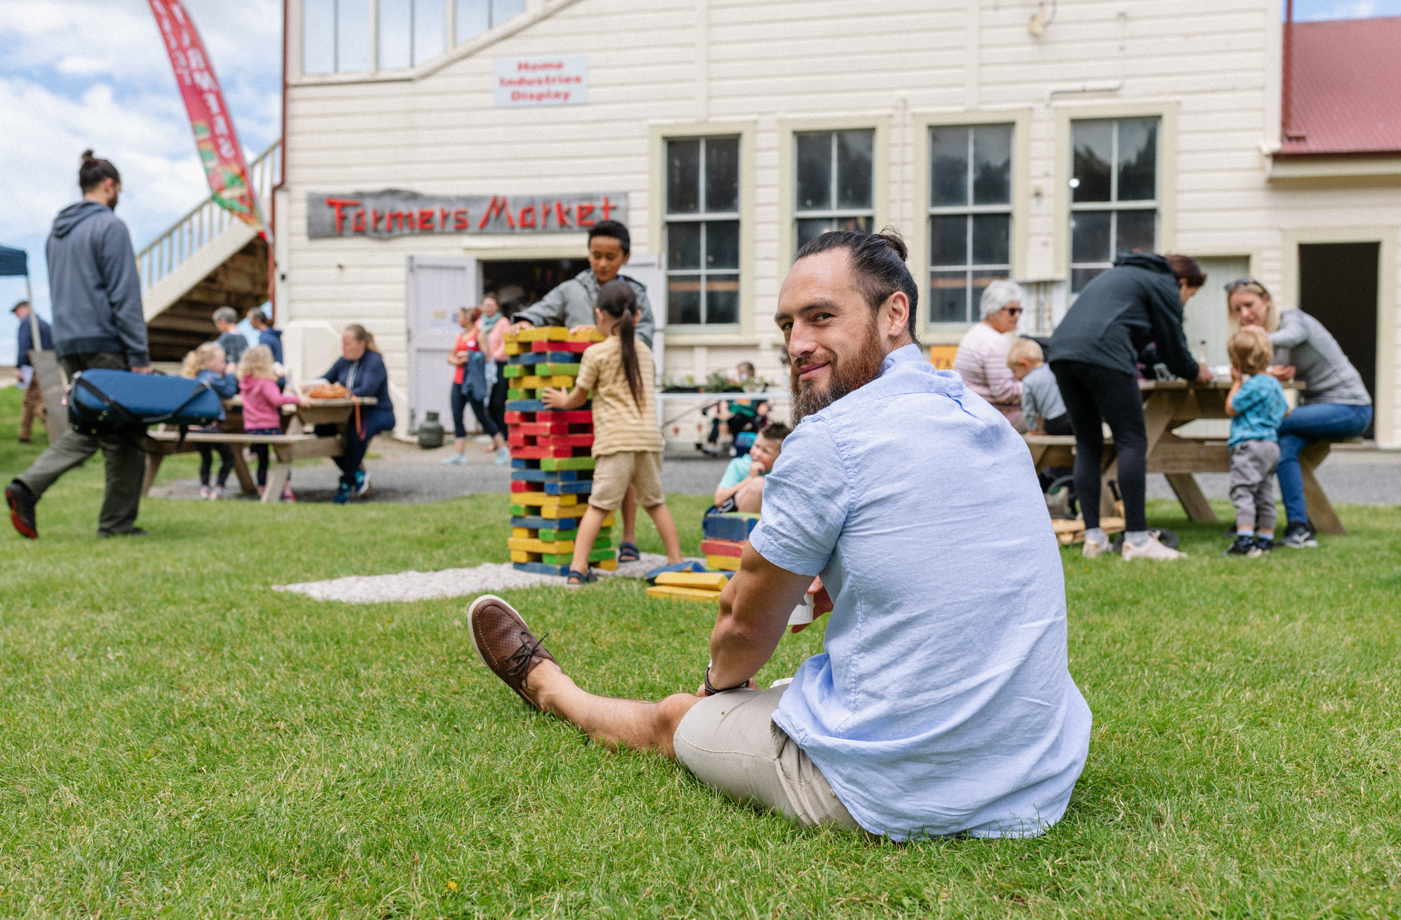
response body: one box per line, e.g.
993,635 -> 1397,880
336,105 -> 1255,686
0,244 -> 34,305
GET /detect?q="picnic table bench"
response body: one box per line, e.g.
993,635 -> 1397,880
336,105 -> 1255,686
1023,379 -> 1350,535
141,397 -> 376,503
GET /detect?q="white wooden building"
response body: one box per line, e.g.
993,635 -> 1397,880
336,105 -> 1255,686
270,0 -> 1401,446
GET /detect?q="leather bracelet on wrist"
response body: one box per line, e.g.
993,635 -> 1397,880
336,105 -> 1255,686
703,663 -> 750,696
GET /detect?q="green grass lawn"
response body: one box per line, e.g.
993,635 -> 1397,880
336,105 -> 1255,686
2,386 -> 1399,918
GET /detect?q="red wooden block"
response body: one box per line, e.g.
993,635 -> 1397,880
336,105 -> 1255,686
510,481 -> 532,492
700,538 -> 745,557
536,410 -> 593,424
504,411 -> 530,424
533,434 -> 594,448
511,445 -> 582,459
517,422 -> 571,436
508,432 -> 529,447
531,340 -> 591,353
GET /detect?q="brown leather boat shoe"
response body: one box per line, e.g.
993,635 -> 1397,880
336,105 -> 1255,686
467,594 -> 557,710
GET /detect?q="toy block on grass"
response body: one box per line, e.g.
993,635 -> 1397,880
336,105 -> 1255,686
540,548 -> 614,565
530,340 -> 592,353
517,375 -> 577,389
646,585 -> 724,603
535,410 -> 593,424
700,538 -> 744,557
654,571 -> 730,591
543,480 -> 594,495
511,468 -> 587,483
512,492 -> 579,508
702,512 -> 761,543
512,326 -> 570,342
513,561 -> 573,576
705,554 -> 741,571
508,537 -> 576,554
541,456 -> 596,472
567,328 -> 606,343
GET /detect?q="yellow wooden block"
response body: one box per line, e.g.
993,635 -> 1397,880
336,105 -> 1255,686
510,549 -> 532,563
655,571 -> 730,590
512,527 -> 532,539
508,537 -> 575,554
514,492 -> 578,507
567,328 -> 606,343
594,558 -> 618,571
646,585 -> 722,603
504,341 -> 525,355
512,326 -> 569,342
705,554 -> 741,571
517,375 -> 577,390
541,504 -> 588,520
600,513 -> 616,528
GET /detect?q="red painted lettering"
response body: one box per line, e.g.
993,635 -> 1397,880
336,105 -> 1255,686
453,208 -> 469,230
417,209 -> 435,230
576,202 -> 595,226
352,209 -> 367,233
518,205 -> 536,229
555,201 -> 572,227
601,195 -> 617,220
371,209 -> 382,231
440,207 -> 451,229
387,211 -> 415,232
326,197 -> 361,234
479,196 -> 515,229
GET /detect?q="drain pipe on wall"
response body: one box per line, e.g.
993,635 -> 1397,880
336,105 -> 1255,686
268,0 -> 289,325
1043,5 -> 1128,107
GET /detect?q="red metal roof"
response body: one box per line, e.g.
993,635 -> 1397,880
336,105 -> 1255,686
1280,16 -> 1401,157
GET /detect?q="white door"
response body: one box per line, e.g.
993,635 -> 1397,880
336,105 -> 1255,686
406,256 -> 478,433
1184,255 -> 1250,368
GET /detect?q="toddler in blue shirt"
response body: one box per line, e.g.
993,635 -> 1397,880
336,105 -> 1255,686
1225,328 -> 1289,556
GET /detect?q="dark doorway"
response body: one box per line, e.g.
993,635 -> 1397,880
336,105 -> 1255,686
1297,242 -> 1378,438
481,259 -> 590,317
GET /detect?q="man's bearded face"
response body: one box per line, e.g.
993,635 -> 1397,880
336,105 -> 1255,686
790,310 -> 886,425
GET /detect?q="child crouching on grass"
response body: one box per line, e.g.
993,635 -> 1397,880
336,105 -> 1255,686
712,422 -> 790,513
238,345 -> 311,501
1225,328 -> 1289,557
180,342 -> 239,499
542,279 -> 682,587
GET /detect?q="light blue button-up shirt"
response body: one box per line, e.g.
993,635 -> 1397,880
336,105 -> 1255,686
750,343 -> 1092,839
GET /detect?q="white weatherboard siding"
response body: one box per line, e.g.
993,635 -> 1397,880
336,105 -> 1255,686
282,0 -> 1401,445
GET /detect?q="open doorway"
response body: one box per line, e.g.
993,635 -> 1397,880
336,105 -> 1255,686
1298,242 -> 1379,438
481,259 -> 589,317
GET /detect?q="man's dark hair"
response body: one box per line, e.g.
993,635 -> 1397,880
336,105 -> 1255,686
1165,254 -> 1206,288
795,228 -> 920,344
79,150 -> 121,192
588,220 -> 630,255
11,300 -> 31,314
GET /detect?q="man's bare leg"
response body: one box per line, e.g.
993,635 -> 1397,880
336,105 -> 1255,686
524,660 -> 702,759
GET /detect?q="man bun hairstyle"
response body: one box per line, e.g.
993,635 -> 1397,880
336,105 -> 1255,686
595,278 -> 644,409
795,228 -> 920,344
588,219 -> 631,255
79,150 -> 121,192
1165,254 -> 1206,289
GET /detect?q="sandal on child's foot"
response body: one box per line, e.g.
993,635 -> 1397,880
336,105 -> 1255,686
616,541 -> 641,563
564,569 -> 596,588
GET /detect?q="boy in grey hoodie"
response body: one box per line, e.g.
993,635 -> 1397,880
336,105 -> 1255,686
6,151 -> 151,540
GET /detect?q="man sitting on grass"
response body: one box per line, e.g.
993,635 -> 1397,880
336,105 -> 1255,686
469,229 -> 1091,840
712,422 -> 790,514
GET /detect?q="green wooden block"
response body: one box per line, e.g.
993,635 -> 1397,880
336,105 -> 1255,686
539,363 -> 581,376
503,365 -> 525,378
541,456 -> 596,471
541,549 -> 613,565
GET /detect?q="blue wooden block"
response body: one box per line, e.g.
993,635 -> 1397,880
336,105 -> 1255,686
545,351 -> 583,363
702,512 -> 761,542
511,469 -> 583,482
513,561 -> 572,577
544,480 -> 593,495
506,399 -> 546,411
515,352 -> 548,365
512,515 -> 578,530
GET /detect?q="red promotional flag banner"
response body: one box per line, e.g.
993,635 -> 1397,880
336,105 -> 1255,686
148,0 -> 264,234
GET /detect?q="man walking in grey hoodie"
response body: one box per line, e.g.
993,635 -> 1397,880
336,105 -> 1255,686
5,151 -> 152,540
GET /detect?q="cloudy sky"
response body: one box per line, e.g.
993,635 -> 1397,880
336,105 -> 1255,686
1,0 -> 1398,361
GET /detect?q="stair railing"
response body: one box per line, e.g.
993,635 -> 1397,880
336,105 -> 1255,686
136,139 -> 281,292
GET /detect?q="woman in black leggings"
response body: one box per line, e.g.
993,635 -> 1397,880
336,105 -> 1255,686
1047,252 -> 1212,560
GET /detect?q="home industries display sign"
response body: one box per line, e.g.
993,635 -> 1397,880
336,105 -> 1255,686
493,56 -> 588,107
307,190 -> 627,239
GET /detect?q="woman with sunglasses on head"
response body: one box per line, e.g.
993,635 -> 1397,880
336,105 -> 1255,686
1225,277 -> 1371,549
953,279 -> 1028,426
1047,252 -> 1213,561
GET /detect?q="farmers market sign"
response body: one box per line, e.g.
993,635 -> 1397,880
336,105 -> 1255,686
307,190 -> 627,239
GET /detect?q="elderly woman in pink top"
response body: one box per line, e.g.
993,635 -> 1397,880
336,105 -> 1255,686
953,279 -> 1025,426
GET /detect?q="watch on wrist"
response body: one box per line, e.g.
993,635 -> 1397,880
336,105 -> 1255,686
703,661 -> 750,696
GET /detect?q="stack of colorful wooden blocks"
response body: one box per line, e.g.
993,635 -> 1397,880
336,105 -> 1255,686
645,570 -> 731,603
701,512 -> 760,572
503,326 -> 617,577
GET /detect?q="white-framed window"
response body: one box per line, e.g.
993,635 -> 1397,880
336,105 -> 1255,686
455,0 -> 526,44
927,124 -> 1013,324
378,0 -> 445,69
665,136 -> 741,326
303,0 -> 370,74
794,130 -> 874,255
1070,118 -> 1159,292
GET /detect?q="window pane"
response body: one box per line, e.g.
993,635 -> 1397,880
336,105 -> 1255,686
795,134 -> 831,212
412,0 -> 445,65
929,271 -> 969,324
704,137 -> 740,213
1072,121 -> 1113,203
1117,119 -> 1158,201
378,0 -> 411,69
835,130 -> 873,209
1071,210 -> 1112,265
971,213 -> 1010,266
668,276 -> 701,325
456,0 -> 489,42
1071,267 -> 1103,294
666,139 -> 699,214
929,215 -> 968,267
303,0 -> 335,74
492,0 -> 525,24
706,277 -> 740,324
706,221 -> 740,270
337,0 -> 369,71
796,217 -> 834,252
929,126 -> 969,207
972,124 -> 1012,205
1116,209 -> 1156,255
666,223 -> 701,270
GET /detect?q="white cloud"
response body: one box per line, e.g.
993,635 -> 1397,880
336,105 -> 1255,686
0,0 -> 281,359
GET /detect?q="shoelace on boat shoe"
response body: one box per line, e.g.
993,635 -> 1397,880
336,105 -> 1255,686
504,629 -> 550,678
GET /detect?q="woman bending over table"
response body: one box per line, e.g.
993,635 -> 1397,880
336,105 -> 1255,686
313,324 -> 397,505
1047,252 -> 1212,561
1226,277 -> 1372,548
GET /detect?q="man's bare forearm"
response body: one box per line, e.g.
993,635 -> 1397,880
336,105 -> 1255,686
706,543 -> 811,690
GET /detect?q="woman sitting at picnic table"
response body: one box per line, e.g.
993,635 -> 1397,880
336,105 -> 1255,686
311,324 -> 396,505
1226,277 -> 1372,549
953,279 -> 1026,426
1047,252 -> 1212,561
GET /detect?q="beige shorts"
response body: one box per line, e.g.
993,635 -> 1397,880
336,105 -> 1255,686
589,450 -> 665,511
673,685 -> 861,831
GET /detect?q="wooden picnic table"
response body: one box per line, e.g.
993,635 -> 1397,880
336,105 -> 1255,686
1024,379 -> 1348,535
141,396 -> 378,503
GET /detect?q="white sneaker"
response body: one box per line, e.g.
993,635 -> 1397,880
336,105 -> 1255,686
495,446 -> 511,466
1082,537 -> 1110,559
199,486 -> 212,500
441,453 -> 466,466
1121,535 -> 1187,561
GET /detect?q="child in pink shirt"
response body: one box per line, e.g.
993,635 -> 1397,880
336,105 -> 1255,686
238,345 -> 309,499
